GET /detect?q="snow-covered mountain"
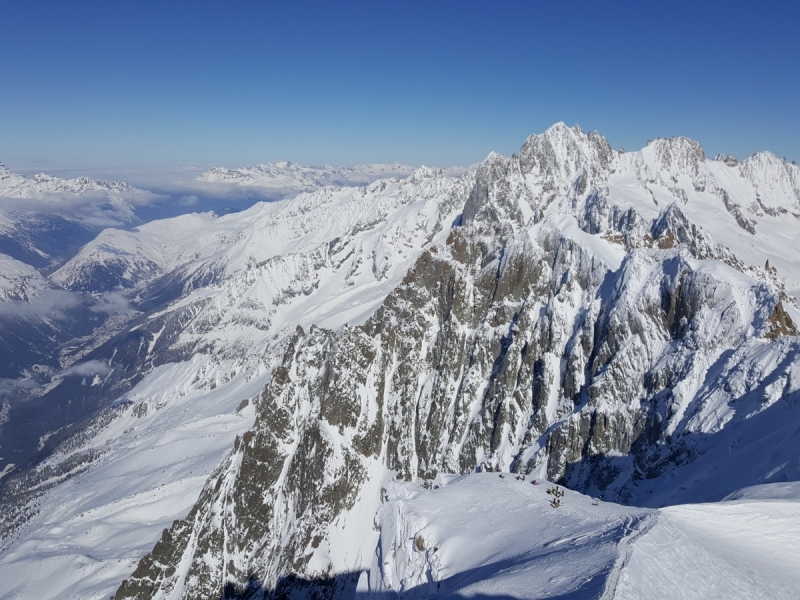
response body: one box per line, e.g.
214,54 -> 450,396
0,252 -> 116,381
0,162 -> 165,269
197,160 -> 467,193
2,124 -> 800,599
0,161 -> 146,228
0,163 -> 135,199
0,253 -> 52,302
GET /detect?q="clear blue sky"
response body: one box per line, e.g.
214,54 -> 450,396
1,0 -> 798,172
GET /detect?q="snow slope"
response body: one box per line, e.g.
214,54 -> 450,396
364,473 -> 653,598
0,167 -> 472,599
607,145 -> 800,300
616,484 -> 800,599
363,475 -> 800,599
0,253 -> 52,302
53,167 -> 472,336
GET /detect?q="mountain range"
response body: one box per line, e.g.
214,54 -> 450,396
1,124 -> 799,599
196,161 -> 468,194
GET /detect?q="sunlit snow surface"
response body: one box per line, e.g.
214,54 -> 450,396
616,483 -> 800,600
358,475 -> 800,599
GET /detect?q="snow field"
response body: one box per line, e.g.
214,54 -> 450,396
362,473 -> 653,598
356,475 -> 800,600
616,489 -> 800,600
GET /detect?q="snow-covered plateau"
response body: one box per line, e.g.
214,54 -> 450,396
1,123 -> 800,599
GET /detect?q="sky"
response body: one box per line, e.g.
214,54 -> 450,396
1,0 -> 798,175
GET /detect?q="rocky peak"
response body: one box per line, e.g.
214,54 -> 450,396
641,136 -> 706,179
408,165 -> 442,182
464,125 -> 614,228
461,152 -> 513,225
713,153 -> 739,167
517,122 -> 614,185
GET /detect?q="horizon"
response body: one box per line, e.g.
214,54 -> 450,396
1,1 -> 798,176
3,3 -> 800,595
3,122 -> 798,187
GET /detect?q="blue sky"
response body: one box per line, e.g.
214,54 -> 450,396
1,0 -> 798,173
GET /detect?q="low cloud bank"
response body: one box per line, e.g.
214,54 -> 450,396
0,289 -> 132,322
64,360 -> 112,377
0,376 -> 39,398
0,188 -> 167,229
90,291 -> 131,314
0,289 -> 83,320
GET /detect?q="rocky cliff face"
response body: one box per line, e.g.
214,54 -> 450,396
110,125 -> 800,599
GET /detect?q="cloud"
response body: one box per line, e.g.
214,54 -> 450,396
0,289 -> 134,327
0,187 -> 168,229
0,289 -> 83,320
0,360 -> 112,400
153,180 -> 290,204
0,376 -> 38,398
90,291 -> 131,314
64,360 -> 112,377
179,195 -> 199,206
0,165 -> 293,238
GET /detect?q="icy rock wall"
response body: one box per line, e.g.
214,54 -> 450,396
112,222 -> 788,599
